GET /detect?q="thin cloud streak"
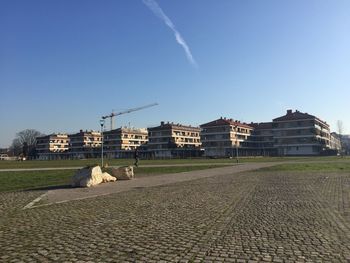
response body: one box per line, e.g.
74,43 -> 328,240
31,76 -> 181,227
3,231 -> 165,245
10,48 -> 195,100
142,0 -> 198,68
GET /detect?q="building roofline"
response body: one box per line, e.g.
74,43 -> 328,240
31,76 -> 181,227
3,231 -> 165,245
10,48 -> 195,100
200,117 -> 253,129
148,121 -> 200,132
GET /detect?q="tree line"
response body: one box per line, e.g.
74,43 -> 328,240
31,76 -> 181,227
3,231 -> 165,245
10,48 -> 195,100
10,129 -> 44,159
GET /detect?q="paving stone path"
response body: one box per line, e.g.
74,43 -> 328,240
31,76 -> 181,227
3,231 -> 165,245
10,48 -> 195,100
1,166 -> 350,262
35,163 -> 274,207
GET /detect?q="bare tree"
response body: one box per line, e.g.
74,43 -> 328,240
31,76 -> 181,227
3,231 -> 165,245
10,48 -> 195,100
10,129 -> 44,157
337,120 -> 344,136
15,129 -> 42,146
10,138 -> 22,156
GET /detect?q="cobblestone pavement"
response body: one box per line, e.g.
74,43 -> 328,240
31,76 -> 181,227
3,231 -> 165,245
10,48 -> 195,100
1,170 -> 350,262
38,163 -> 274,207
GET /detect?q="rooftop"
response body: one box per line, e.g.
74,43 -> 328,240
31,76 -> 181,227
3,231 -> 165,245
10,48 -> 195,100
200,117 -> 253,129
149,121 -> 200,132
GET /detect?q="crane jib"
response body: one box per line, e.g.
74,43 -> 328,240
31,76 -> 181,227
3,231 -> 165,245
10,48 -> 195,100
101,103 -> 158,130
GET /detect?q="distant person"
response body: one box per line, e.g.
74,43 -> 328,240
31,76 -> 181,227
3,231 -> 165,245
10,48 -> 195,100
134,148 -> 139,167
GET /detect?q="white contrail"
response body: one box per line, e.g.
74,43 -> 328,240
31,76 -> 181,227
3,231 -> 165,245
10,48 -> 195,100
142,0 -> 198,68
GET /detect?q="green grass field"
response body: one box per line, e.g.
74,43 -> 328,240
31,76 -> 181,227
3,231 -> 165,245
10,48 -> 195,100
0,165 -> 226,192
1,156 -> 349,192
0,158 -> 231,169
0,170 -> 74,192
0,156 -> 348,169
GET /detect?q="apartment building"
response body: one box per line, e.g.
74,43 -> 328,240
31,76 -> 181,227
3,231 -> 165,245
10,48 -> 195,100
68,130 -> 102,159
0,148 -> 10,160
147,122 -> 201,158
272,110 -> 332,156
244,122 -> 277,156
340,135 -> 350,154
330,132 -> 342,152
200,118 -> 254,157
103,127 -> 148,158
0,148 -> 8,154
36,134 -> 70,160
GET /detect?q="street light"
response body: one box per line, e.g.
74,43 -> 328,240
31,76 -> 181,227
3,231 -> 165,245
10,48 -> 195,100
100,119 -> 105,167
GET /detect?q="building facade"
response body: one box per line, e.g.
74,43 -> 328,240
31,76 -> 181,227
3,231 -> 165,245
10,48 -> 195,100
32,109 -> 343,159
200,118 -> 254,157
272,110 -> 332,156
0,148 -> 10,160
147,122 -> 201,158
330,132 -> 342,153
340,135 -> 350,155
68,130 -> 102,159
36,134 -> 70,160
103,127 -> 148,158
244,122 -> 277,156
0,148 -> 9,155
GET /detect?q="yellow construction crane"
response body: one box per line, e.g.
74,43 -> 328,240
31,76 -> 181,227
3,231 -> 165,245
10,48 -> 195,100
102,103 -> 158,130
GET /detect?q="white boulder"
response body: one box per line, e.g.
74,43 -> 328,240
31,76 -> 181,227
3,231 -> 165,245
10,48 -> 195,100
101,172 -> 117,183
71,166 -> 116,187
109,166 -> 134,180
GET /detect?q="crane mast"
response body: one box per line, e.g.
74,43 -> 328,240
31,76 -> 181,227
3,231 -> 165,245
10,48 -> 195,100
102,103 -> 158,130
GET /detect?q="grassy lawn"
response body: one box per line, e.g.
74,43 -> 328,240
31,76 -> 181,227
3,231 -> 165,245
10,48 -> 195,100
258,161 -> 350,173
239,156 -> 349,163
1,156 -> 348,193
0,170 -> 75,192
0,158 -> 233,169
0,156 -> 348,169
0,165 -> 227,192
0,159 -> 126,169
127,165 -> 225,177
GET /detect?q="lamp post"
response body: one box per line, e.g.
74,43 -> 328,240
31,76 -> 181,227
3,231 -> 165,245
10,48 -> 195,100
100,119 -> 105,167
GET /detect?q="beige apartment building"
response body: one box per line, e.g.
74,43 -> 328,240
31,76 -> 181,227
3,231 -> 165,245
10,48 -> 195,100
34,110 -> 343,160
330,132 -> 342,152
272,110 -> 333,155
36,134 -> 70,160
201,112 -> 341,157
340,134 -> 350,154
69,130 -> 102,158
200,118 -> 254,157
103,127 -> 148,158
244,122 -> 277,156
147,122 -> 201,158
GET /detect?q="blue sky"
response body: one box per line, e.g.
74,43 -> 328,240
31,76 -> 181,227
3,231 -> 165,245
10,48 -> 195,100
1,0 -> 349,147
